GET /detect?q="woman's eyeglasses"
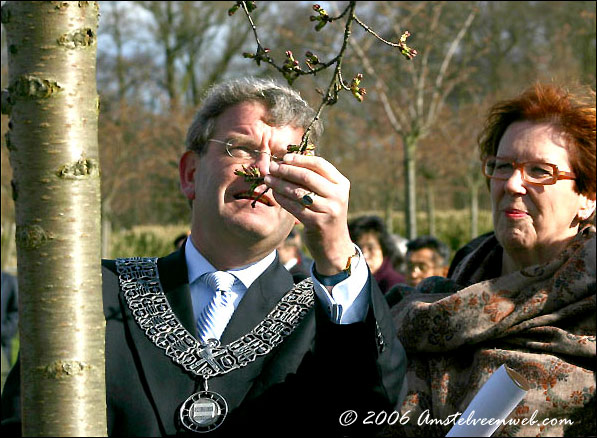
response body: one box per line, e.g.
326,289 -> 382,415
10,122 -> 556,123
482,156 -> 576,186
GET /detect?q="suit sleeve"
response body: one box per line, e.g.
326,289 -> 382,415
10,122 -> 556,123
1,274 -> 19,346
227,274 -> 407,437
1,354 -> 22,436
310,275 -> 407,435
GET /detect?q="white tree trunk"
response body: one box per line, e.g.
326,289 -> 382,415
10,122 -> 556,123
3,2 -> 106,436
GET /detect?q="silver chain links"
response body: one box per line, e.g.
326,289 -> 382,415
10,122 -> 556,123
116,257 -> 315,380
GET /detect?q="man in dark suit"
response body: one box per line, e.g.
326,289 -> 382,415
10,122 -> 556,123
2,78 -> 406,436
1,271 -> 18,366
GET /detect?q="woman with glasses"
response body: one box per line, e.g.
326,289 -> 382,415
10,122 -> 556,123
386,83 -> 596,437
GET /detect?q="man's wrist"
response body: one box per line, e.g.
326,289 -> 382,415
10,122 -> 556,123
313,247 -> 360,287
313,268 -> 350,287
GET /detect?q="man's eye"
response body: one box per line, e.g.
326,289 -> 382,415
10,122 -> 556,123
229,146 -> 254,158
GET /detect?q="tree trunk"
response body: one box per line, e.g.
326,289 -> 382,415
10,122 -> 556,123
470,182 -> 479,239
384,190 -> 394,235
101,202 -> 112,259
164,2 -> 179,109
403,133 -> 418,239
426,184 -> 436,236
2,2 -> 106,436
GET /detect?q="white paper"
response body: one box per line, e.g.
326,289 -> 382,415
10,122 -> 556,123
446,364 -> 529,437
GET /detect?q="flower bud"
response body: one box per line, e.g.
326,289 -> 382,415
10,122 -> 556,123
315,20 -> 326,31
246,1 -> 257,13
228,4 -> 240,16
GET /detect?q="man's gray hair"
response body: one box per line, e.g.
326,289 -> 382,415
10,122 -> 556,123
185,77 -> 323,154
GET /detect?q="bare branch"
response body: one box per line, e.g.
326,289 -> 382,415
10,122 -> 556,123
427,7 -> 477,127
348,38 -> 407,133
230,0 -> 418,204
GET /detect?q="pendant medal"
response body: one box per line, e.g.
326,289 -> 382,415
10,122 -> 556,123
180,390 -> 228,433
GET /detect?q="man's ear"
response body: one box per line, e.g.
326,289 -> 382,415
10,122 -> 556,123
179,150 -> 197,200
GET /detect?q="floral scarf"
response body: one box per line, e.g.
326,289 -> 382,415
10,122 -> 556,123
383,226 -> 595,437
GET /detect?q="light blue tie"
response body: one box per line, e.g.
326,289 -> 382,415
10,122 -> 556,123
196,271 -> 237,343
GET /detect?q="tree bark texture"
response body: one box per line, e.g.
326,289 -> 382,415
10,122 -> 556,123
470,183 -> 479,239
2,2 -> 106,436
426,184 -> 436,237
403,134 -> 417,240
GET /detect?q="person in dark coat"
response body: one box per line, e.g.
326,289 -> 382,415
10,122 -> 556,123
1,271 -> 18,366
2,78 -> 407,437
277,227 -> 313,283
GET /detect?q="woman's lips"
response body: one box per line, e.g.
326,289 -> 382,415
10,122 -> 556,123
504,208 -> 528,219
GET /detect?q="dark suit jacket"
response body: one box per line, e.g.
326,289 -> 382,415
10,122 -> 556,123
2,246 -> 407,437
288,251 -> 313,283
1,272 -> 18,363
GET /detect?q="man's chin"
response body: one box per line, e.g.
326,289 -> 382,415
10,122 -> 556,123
227,214 -> 278,240
223,203 -> 294,241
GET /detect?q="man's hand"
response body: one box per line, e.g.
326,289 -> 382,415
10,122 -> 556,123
264,153 -> 355,276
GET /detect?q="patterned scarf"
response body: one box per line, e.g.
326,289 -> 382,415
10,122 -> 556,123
383,226 -> 595,437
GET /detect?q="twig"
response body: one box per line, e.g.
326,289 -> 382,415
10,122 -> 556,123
230,1 -> 417,206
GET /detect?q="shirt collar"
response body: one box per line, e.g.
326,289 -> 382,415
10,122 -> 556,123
284,257 -> 299,270
184,236 -> 277,289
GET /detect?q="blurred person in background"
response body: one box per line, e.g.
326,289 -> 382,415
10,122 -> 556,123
385,83 -> 596,437
276,226 -> 313,283
404,235 -> 450,287
389,233 -> 408,275
1,271 -> 18,367
348,215 -> 406,294
386,235 -> 451,307
173,231 -> 191,249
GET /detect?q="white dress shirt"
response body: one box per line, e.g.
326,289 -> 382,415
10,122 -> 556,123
185,237 -> 370,335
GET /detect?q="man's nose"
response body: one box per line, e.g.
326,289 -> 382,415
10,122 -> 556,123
254,152 -> 273,175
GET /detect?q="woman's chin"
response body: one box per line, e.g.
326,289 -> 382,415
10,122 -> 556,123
497,227 -> 535,252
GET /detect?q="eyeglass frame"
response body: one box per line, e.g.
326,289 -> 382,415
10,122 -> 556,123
482,155 -> 576,186
406,261 -> 437,274
207,138 -> 285,163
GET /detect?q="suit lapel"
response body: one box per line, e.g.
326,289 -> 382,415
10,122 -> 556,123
157,248 -> 196,336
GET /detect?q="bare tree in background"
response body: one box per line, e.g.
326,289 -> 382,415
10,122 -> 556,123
2,2 -> 106,436
135,1 -> 258,109
348,1 -> 477,239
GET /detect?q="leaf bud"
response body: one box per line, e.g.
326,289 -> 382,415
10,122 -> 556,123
228,4 -> 240,16
245,1 -> 257,13
315,20 -> 326,31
